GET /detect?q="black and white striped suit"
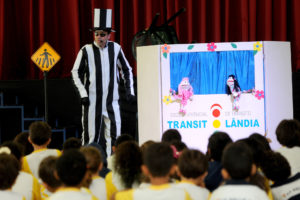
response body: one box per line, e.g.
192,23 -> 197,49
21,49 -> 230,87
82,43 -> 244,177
71,41 -> 134,155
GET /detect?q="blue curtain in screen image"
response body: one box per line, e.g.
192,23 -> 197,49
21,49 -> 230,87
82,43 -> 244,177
169,51 -> 255,95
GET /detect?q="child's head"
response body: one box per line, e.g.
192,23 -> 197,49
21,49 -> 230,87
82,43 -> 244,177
276,119 -> 300,147
140,140 -> 155,154
162,129 -> 182,143
115,141 -> 142,188
0,153 -> 20,190
80,146 -> 102,174
178,149 -> 208,179
238,137 -> 267,168
29,121 -> 52,146
39,156 -> 62,192
114,134 -> 134,148
207,131 -> 232,161
171,141 -> 187,153
63,137 -> 82,151
56,149 -> 87,187
222,141 -> 253,180
14,131 -> 34,155
143,142 -> 175,178
249,133 -> 271,151
260,151 -> 291,182
1,141 -> 24,162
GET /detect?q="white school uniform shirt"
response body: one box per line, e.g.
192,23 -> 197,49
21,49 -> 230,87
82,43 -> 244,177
12,171 -> 41,200
0,190 -> 25,200
210,180 -> 269,200
271,173 -> 300,200
22,148 -> 61,179
276,146 -> 300,176
175,180 -> 210,200
115,183 -> 192,200
105,171 -> 140,200
48,188 -> 98,200
89,176 -> 107,200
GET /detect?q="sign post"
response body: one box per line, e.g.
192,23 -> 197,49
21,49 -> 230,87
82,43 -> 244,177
31,42 -> 60,123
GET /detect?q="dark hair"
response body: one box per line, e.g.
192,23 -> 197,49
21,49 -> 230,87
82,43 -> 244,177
249,133 -> 271,151
114,141 -> 142,188
143,142 -> 175,177
56,149 -> 87,186
222,141 -> 253,180
0,153 -> 20,189
114,134 -> 134,147
178,149 -> 208,178
238,137 -> 267,168
29,121 -> 52,145
226,74 -> 241,95
14,132 -> 34,155
63,137 -> 82,151
207,131 -> 232,161
162,129 -> 182,143
171,141 -> 187,152
276,119 -> 300,147
1,141 -> 23,162
80,146 -> 102,174
260,151 -> 291,182
38,156 -> 62,189
140,140 -> 155,154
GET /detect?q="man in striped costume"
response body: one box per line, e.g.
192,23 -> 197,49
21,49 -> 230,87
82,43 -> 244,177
71,8 -> 135,157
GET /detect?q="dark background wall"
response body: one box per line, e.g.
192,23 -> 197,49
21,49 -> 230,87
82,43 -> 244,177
0,79 -> 137,148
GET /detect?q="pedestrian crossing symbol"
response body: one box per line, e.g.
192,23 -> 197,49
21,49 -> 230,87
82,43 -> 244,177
31,42 -> 60,72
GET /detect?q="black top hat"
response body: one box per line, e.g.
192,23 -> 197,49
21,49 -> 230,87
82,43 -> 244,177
92,9 -> 115,32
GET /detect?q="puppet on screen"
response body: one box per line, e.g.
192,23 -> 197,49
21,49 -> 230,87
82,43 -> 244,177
170,77 -> 193,114
227,75 -> 241,111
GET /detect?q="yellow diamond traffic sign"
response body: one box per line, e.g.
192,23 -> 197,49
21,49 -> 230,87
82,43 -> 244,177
31,42 -> 60,72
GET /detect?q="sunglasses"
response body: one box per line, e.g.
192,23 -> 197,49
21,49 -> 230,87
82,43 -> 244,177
94,32 -> 108,37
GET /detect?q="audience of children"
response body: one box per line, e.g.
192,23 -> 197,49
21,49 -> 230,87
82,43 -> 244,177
176,149 -> 210,200
204,131 -> 233,191
107,134 -> 134,170
0,151 -> 25,200
105,140 -> 142,200
0,118 -> 300,200
210,141 -> 269,200
48,149 -> 98,200
22,121 -> 61,179
80,146 -> 107,200
161,129 -> 182,143
14,131 -> 34,156
1,141 -> 42,200
115,142 -> 191,200
38,156 -> 62,199
62,137 -> 82,152
275,119 -> 300,176
261,151 -> 300,200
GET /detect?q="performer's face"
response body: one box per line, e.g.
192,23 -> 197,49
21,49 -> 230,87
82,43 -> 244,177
94,30 -> 111,48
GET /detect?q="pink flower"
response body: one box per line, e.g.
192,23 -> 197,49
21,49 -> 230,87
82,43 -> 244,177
161,44 -> 170,53
255,90 -> 264,100
207,42 -> 217,51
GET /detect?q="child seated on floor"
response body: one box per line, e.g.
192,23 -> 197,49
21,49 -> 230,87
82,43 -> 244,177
261,151 -> 300,200
38,155 -> 62,199
115,142 -> 191,200
105,141 -> 142,200
0,151 -> 25,200
1,141 -> 41,200
204,131 -> 232,192
176,149 -> 210,200
80,146 -> 107,200
22,121 -> 61,179
48,149 -> 98,200
210,141 -> 269,200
